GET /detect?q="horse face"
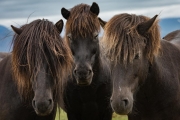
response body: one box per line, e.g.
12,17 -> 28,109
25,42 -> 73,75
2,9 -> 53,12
68,33 -> 99,86
99,14 -> 158,115
110,45 -> 149,115
61,2 -> 100,86
30,19 -> 64,116
32,62 -> 54,116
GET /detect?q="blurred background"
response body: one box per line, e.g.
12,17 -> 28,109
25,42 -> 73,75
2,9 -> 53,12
0,0 -> 180,119
0,0 -> 180,52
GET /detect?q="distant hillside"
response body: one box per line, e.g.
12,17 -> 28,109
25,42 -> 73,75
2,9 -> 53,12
0,25 -> 13,52
0,17 -> 180,52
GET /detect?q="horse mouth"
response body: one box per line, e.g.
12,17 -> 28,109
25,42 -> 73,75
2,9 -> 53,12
77,81 -> 90,86
76,78 -> 92,86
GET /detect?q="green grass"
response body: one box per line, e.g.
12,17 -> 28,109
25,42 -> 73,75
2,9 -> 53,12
55,109 -> 128,120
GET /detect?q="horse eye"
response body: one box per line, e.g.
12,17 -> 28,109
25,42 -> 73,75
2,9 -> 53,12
134,54 -> 139,59
68,36 -> 71,41
92,49 -> 97,55
67,34 -> 72,42
94,34 -> 98,39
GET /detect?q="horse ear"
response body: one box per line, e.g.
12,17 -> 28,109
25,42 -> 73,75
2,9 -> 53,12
11,25 -> 22,35
61,8 -> 70,20
90,2 -> 99,16
98,17 -> 107,29
137,15 -> 158,35
55,19 -> 64,33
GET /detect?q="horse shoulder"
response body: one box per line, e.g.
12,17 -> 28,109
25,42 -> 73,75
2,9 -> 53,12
154,40 -> 180,84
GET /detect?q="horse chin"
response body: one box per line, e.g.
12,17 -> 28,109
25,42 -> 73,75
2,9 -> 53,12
76,78 -> 92,86
111,102 -> 132,115
113,106 -> 132,115
113,108 -> 132,115
34,108 -> 53,116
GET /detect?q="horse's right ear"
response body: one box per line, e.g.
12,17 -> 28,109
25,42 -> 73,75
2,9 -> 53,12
61,8 -> 70,20
98,17 -> 107,29
55,19 -> 64,33
137,15 -> 158,36
11,25 -> 22,35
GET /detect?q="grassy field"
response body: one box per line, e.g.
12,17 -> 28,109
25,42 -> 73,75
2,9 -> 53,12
55,109 -> 128,120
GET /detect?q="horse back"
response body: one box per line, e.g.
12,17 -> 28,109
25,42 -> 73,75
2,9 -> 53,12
163,30 -> 180,49
0,52 -> 10,61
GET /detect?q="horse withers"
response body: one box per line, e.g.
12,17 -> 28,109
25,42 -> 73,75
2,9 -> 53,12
163,30 -> 180,41
99,14 -> 180,120
163,30 -> 180,49
0,19 -> 73,120
0,52 -> 10,61
60,2 -> 113,120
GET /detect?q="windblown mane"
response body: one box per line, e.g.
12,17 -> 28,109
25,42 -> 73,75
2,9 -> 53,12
12,19 -> 73,98
65,3 -> 100,39
100,13 -> 160,65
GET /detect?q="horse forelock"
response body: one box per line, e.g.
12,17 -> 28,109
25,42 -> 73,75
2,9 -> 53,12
100,13 -> 161,66
65,4 -> 100,40
12,19 -> 73,99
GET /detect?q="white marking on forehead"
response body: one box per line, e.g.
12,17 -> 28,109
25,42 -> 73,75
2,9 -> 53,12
119,86 -> 121,92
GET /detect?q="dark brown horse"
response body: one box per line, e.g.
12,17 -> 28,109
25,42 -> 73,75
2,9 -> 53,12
60,2 -> 113,120
0,19 -> 73,120
99,13 -> 180,120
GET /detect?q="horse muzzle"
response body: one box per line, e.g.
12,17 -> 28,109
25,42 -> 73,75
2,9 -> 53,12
110,92 -> 133,115
73,68 -> 93,86
32,99 -> 54,116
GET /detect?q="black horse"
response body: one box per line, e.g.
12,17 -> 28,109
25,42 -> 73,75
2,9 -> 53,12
0,19 -> 73,120
60,2 -> 113,120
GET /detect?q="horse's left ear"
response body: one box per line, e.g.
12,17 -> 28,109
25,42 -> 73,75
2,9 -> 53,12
55,19 -> 64,33
98,17 -> 107,29
137,15 -> 158,35
61,8 -> 70,20
11,25 -> 23,35
90,2 -> 99,16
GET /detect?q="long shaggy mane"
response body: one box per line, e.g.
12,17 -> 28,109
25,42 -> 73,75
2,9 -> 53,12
12,19 -> 73,99
65,3 -> 100,40
100,13 -> 160,66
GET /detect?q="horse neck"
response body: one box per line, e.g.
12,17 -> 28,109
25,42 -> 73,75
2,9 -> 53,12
140,40 -> 180,100
137,61 -> 180,113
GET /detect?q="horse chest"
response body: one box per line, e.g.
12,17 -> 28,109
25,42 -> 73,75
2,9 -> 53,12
134,78 -> 180,119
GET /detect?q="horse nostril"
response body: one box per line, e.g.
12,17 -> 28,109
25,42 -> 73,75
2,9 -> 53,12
122,98 -> 129,107
32,100 -> 36,108
48,99 -> 52,105
110,98 -> 112,103
73,69 -> 77,75
88,69 -> 92,75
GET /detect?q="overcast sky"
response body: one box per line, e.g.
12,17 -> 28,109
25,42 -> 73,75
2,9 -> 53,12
0,0 -> 180,28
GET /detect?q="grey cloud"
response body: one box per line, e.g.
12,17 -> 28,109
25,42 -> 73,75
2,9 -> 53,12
0,0 -> 180,19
